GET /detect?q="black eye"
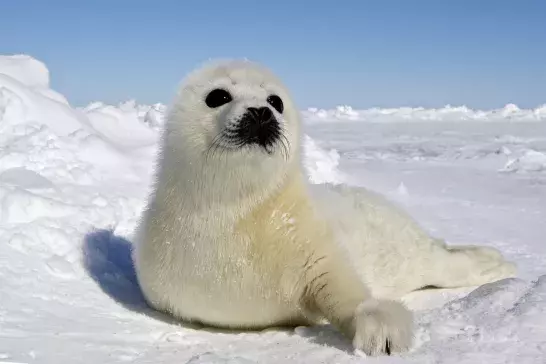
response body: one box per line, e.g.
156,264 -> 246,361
205,88 -> 232,108
267,94 -> 284,114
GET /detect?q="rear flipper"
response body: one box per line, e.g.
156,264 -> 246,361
425,239 -> 517,289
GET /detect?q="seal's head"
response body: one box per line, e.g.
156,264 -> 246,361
159,60 -> 304,205
165,60 -> 301,165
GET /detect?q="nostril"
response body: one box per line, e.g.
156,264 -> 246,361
246,107 -> 274,123
247,107 -> 259,119
258,107 -> 272,122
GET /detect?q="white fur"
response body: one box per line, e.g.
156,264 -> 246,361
310,183 -> 517,300
133,59 -> 517,356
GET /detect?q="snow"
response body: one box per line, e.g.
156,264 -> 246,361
304,103 -> 546,123
1,55 -> 545,363
0,55 -> 50,89
302,135 -> 346,185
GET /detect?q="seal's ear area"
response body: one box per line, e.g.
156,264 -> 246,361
180,58 -> 240,87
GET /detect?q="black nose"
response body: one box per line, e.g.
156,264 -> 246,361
247,107 -> 273,124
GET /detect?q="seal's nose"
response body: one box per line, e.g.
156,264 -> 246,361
247,107 -> 273,124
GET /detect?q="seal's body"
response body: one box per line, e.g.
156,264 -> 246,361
133,60 -> 516,356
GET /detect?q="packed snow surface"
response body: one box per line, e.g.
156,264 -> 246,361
1,55 -> 546,363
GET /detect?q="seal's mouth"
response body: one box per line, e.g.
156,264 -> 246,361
207,107 -> 290,159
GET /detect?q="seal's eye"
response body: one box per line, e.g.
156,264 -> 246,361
267,95 -> 284,114
205,89 -> 232,108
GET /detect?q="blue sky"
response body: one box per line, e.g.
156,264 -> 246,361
1,0 -> 545,109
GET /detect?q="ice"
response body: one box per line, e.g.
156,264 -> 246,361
1,55 -> 545,363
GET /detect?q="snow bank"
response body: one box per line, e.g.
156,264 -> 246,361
0,71 -> 84,135
302,135 -> 345,184
1,54 -> 546,364
0,54 -> 50,89
305,103 -> 546,123
79,100 -> 160,147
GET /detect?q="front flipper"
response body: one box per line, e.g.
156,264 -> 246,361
298,251 -> 414,356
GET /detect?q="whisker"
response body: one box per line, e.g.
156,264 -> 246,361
278,127 -> 291,160
205,124 -> 291,161
206,133 -> 225,161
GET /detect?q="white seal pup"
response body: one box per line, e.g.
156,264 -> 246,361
133,60 -> 516,356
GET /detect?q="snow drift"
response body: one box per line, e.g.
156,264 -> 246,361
1,54 -> 545,363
